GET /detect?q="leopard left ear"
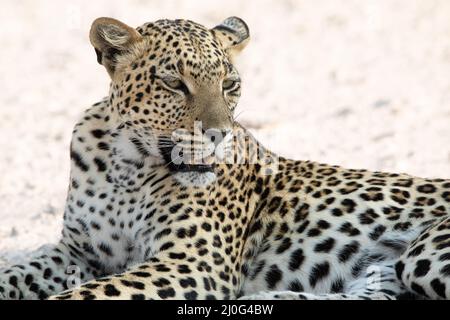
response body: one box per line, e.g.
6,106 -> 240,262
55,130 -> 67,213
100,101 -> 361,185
90,17 -> 142,78
212,17 -> 250,57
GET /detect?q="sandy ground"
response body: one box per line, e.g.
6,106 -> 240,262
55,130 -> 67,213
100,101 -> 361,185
0,0 -> 449,267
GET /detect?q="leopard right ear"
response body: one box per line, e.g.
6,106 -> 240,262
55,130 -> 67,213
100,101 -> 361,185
90,17 -> 142,78
212,17 -> 250,59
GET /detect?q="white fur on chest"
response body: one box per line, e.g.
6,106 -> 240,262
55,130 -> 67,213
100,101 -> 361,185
66,136 -> 164,273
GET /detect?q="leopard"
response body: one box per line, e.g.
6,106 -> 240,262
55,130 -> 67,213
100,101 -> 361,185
0,16 -> 449,300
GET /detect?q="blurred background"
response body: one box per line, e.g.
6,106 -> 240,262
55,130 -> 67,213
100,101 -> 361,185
0,0 -> 449,265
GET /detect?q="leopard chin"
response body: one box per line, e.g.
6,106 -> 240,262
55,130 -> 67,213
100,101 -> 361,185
173,171 -> 217,187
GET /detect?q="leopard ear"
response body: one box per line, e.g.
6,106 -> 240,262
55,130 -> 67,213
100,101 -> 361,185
90,17 -> 142,77
212,17 -> 250,58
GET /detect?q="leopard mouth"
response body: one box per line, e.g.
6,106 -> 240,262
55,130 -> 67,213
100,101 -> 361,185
158,143 -> 217,187
158,140 -> 214,174
171,163 -> 214,173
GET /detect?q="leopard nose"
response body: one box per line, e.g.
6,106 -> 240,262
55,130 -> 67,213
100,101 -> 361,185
203,128 -> 230,146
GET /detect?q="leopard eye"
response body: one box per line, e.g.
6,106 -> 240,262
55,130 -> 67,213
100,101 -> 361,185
222,79 -> 239,91
162,78 -> 189,94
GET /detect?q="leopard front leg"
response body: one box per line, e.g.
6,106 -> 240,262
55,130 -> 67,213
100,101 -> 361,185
0,241 -> 96,300
240,261 -> 410,300
239,291 -> 394,300
395,216 -> 450,299
50,256 -> 235,300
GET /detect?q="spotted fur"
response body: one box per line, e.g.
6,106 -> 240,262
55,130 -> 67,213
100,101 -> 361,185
0,17 -> 449,300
